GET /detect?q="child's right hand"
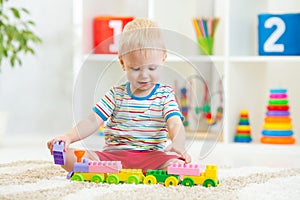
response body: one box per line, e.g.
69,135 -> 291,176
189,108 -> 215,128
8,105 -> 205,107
47,135 -> 71,155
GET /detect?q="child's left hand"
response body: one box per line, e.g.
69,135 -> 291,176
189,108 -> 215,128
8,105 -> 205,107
164,144 -> 192,163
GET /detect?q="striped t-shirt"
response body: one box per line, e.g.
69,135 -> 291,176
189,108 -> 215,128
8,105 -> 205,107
93,82 -> 183,151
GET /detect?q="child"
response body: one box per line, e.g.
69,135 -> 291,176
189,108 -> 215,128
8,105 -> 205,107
47,18 -> 191,173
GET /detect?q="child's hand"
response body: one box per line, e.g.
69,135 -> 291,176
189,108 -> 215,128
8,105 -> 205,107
47,136 -> 71,155
164,144 -> 192,163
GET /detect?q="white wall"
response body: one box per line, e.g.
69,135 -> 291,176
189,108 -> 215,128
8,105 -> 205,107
0,0 -> 74,137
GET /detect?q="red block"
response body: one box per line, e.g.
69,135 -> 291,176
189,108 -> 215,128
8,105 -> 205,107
93,16 -> 134,54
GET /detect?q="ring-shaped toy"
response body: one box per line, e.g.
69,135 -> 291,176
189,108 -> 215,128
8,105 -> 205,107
269,94 -> 287,99
262,130 -> 293,136
236,130 -> 251,134
238,121 -> 250,125
268,99 -> 288,105
260,136 -> 295,144
270,89 -> 287,94
266,111 -> 290,116
263,123 -> 292,130
234,137 -> 252,143
236,126 -> 251,131
264,117 -> 291,123
267,105 -> 289,111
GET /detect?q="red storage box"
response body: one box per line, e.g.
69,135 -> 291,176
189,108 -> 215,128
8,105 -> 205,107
93,16 -> 134,54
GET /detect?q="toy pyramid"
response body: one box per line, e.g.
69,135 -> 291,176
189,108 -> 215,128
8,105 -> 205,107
261,88 -> 295,144
234,110 -> 252,142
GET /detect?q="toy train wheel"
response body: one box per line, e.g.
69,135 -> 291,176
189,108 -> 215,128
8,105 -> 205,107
91,174 -> 104,183
165,176 -> 178,187
143,175 -> 157,185
127,175 -> 139,184
182,177 -> 194,187
203,179 -> 217,187
106,174 -> 120,184
71,174 -> 84,182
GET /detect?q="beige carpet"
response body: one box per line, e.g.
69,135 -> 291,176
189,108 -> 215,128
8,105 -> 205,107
1,160 -> 300,200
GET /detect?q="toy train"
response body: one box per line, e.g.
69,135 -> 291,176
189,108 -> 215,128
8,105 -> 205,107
53,141 -> 219,187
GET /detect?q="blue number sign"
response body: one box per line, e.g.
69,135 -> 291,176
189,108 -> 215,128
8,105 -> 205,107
258,13 -> 300,55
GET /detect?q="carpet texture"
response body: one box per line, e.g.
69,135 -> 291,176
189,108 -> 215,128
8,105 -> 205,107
0,160 -> 300,200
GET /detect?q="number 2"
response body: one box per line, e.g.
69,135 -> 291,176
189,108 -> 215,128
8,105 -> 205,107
263,17 -> 286,52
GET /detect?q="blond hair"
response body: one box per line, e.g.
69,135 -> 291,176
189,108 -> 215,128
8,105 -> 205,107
118,18 -> 166,56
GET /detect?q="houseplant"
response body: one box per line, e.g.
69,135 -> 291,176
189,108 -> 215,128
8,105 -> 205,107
0,0 -> 42,70
0,0 -> 42,144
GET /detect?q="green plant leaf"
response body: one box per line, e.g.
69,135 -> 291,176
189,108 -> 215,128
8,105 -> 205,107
10,54 -> 16,67
27,20 -> 35,26
21,8 -> 29,14
10,7 -> 20,19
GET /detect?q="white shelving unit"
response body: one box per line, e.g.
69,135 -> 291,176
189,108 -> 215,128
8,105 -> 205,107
74,0 -> 300,144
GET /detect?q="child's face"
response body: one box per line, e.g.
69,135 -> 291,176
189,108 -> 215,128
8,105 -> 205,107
119,49 -> 166,96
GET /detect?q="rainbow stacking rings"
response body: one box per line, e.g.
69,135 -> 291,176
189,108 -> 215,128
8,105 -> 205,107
234,110 -> 252,143
261,88 -> 295,145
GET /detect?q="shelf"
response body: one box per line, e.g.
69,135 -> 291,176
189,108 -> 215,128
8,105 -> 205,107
229,56 -> 300,63
166,55 -> 225,63
76,0 -> 300,145
83,54 -> 226,63
83,54 -> 119,62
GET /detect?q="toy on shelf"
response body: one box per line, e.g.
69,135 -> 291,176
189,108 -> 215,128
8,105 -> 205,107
52,141 -> 66,165
178,75 -> 223,130
261,88 -> 295,144
234,110 -> 252,143
180,87 -> 189,127
53,146 -> 219,187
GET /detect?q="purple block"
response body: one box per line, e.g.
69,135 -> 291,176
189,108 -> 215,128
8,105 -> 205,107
53,141 -> 66,165
74,159 -> 89,172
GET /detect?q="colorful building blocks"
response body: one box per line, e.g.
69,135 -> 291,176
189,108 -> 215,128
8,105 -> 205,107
167,163 -> 201,176
144,170 -> 179,187
52,141 -> 66,165
107,169 -> 144,184
182,165 -> 218,187
53,144 -> 219,187
89,161 -> 122,173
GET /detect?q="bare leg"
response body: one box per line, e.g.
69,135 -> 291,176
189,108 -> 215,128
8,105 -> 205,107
158,158 -> 185,170
61,148 -> 100,172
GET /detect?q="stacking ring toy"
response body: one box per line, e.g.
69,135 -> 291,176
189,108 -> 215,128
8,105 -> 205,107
261,136 -> 295,144
266,111 -> 290,116
267,105 -> 289,111
238,121 -> 250,125
236,130 -> 251,134
263,123 -> 292,130
262,130 -> 293,136
270,89 -> 287,93
264,117 -> 291,123
234,137 -> 252,143
236,126 -> 251,131
268,99 -> 288,105
270,94 -> 287,99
